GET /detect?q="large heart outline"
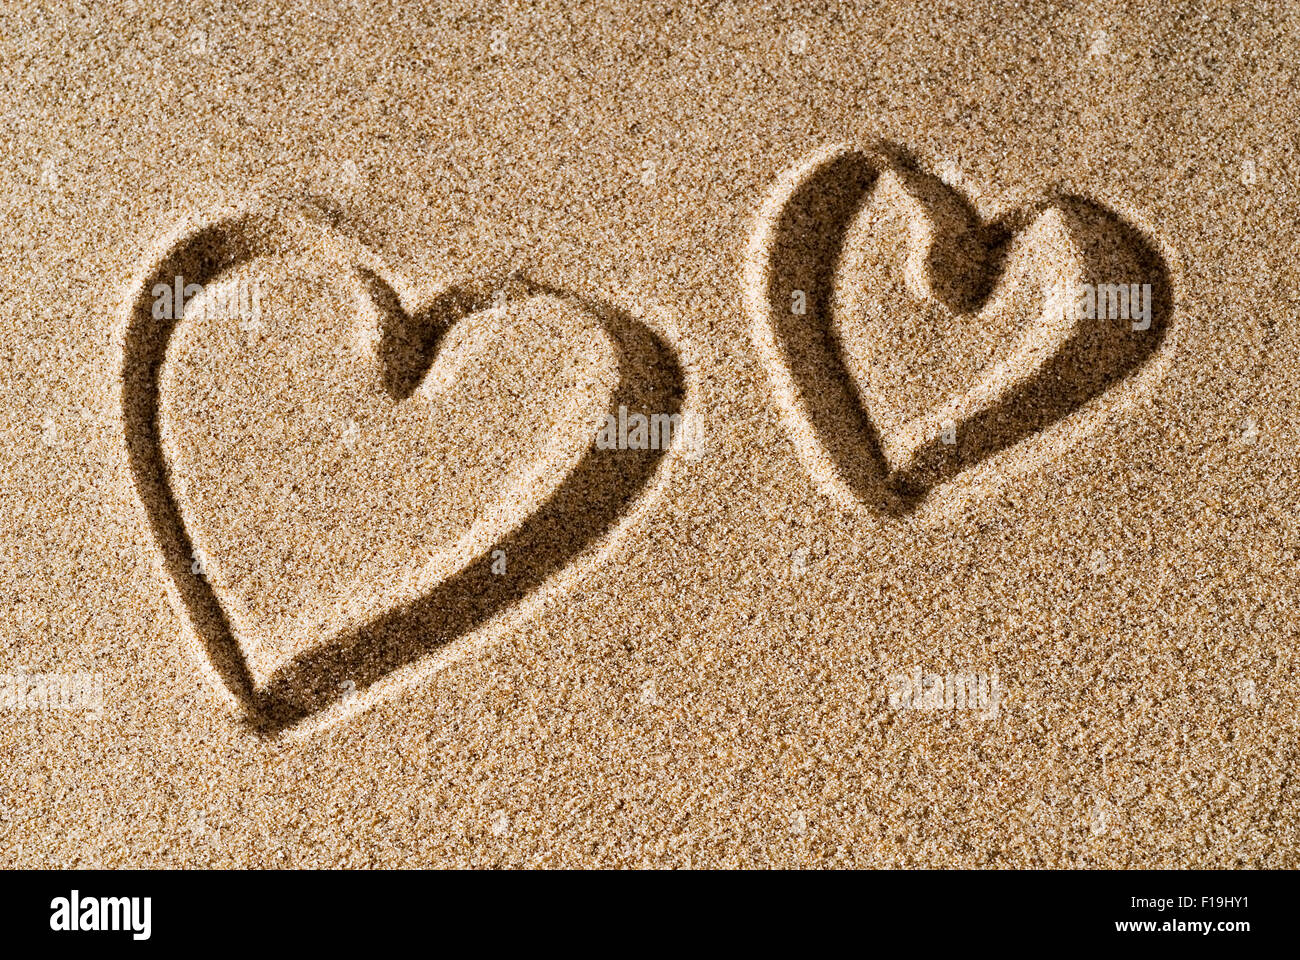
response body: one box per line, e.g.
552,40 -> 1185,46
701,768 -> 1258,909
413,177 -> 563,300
744,142 -> 1175,514
121,206 -> 683,735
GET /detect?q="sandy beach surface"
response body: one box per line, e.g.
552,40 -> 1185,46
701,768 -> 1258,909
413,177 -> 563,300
1,0 -> 1297,866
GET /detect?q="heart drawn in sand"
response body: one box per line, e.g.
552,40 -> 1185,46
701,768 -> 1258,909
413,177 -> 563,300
121,207 -> 682,733
745,143 -> 1174,513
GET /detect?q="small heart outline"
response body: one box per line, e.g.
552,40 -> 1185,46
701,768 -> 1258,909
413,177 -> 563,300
744,142 -> 1176,514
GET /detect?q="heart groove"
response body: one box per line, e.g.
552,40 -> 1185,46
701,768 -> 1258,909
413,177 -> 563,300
122,207 -> 683,734
745,142 -> 1174,514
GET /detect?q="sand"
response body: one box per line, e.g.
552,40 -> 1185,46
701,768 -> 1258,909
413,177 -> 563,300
0,0 -> 1297,866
